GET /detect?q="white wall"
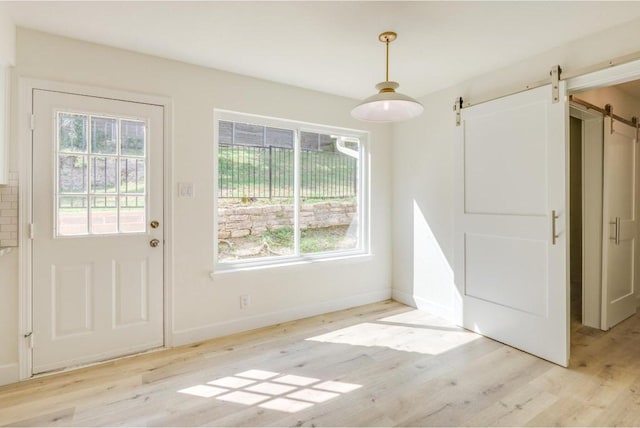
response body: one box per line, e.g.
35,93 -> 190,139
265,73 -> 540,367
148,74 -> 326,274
0,5 -> 15,188
0,4 -> 16,385
392,17 -> 640,318
0,4 -> 15,66
0,28 -> 392,385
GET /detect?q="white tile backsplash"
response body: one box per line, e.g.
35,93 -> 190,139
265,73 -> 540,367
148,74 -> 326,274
0,171 -> 18,247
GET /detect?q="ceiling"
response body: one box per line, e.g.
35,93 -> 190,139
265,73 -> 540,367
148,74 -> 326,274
4,1 -> 640,100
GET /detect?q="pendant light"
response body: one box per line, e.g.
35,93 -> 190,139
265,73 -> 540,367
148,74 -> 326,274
351,31 -> 424,123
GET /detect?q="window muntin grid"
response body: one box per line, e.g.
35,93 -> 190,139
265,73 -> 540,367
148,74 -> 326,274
55,111 -> 147,237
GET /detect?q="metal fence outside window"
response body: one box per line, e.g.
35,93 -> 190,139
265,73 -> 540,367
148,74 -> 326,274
218,145 -> 357,199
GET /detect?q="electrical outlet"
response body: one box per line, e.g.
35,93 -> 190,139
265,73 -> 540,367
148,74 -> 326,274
240,294 -> 250,309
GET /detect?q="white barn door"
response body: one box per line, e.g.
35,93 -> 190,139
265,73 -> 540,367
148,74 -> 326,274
601,118 -> 638,330
454,83 -> 569,366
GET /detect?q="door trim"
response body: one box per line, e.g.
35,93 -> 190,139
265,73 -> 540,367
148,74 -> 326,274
18,78 -> 173,380
564,58 -> 640,334
569,105 -> 604,329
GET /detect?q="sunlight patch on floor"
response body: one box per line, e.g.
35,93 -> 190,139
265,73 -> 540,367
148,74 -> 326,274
177,369 -> 361,413
306,310 -> 480,355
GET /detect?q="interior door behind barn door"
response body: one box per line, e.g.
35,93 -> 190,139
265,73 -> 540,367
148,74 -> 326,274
454,83 -> 569,366
601,118 -> 638,330
32,89 -> 164,374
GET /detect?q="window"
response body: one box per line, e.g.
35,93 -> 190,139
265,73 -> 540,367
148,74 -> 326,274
56,112 -> 147,236
215,111 -> 368,267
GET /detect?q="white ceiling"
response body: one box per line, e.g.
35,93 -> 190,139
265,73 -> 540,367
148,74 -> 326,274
5,1 -> 640,100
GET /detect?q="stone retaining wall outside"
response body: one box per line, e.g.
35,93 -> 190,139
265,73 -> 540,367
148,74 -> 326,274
218,201 -> 356,239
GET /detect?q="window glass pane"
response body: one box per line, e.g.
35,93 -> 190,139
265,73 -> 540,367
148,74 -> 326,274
91,116 -> 117,154
233,123 -> 264,147
218,124 -> 294,261
59,155 -> 88,193
59,113 -> 87,153
120,158 -> 145,193
90,157 -> 117,193
58,196 -> 88,236
121,120 -> 146,156
219,121 -> 233,146
300,136 -> 359,254
216,117 -> 364,265
119,196 -> 145,233
300,131 -> 320,151
266,127 -> 294,149
90,196 -> 117,234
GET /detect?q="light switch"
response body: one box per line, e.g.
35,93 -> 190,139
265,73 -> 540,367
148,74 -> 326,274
178,182 -> 194,198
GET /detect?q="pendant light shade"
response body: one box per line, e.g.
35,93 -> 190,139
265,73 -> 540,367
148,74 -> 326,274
351,32 -> 423,123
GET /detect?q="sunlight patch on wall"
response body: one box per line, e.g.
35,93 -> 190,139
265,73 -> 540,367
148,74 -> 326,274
177,369 -> 361,413
412,199 -> 462,322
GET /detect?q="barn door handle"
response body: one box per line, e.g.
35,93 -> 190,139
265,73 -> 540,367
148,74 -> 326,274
609,217 -> 621,245
552,210 -> 560,245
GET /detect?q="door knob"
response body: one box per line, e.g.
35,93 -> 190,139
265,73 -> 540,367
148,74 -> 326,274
150,220 -> 160,229
150,239 -> 160,248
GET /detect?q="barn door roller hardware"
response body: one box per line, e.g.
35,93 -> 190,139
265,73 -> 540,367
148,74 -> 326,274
453,97 -> 463,126
570,96 -> 640,135
550,65 -> 562,104
605,104 -> 615,134
454,65 -> 563,126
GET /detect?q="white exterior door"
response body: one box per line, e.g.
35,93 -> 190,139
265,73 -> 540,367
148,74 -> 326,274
454,83 -> 569,366
601,118 -> 638,330
32,89 -> 164,374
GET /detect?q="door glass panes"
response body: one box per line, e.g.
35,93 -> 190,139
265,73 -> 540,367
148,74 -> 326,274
120,158 -> 145,193
56,112 -> 148,236
90,157 -> 117,193
91,117 -> 117,154
119,196 -> 146,233
57,196 -> 88,236
121,120 -> 145,156
90,196 -> 117,234
58,113 -> 87,152
59,155 -> 87,193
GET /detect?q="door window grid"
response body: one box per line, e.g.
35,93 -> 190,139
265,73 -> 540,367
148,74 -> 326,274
56,112 -> 148,236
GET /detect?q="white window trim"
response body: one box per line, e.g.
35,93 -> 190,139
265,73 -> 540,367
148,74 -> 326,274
213,109 -> 370,272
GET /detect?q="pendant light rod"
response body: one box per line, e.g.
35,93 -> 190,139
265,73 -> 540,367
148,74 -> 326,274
379,31 -> 397,82
385,36 -> 390,81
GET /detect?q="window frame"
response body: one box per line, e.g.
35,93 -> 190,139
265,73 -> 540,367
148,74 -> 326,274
213,109 -> 370,272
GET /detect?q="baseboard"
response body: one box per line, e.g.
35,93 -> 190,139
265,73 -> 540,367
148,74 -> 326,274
390,289 -> 417,308
172,289 -> 391,346
391,289 -> 455,323
0,363 -> 19,387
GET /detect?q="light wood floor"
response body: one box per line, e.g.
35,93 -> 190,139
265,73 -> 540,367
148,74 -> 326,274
1,300 -> 640,427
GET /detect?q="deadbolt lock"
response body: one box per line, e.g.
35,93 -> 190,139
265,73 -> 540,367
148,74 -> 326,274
150,220 -> 160,229
150,238 -> 160,248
